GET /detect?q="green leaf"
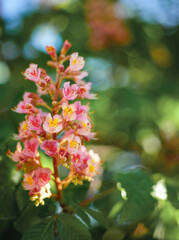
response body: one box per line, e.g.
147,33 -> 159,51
15,184 -> 29,212
0,183 -> 16,219
73,205 -> 91,227
57,213 -> 92,240
166,180 -> 179,209
38,198 -> 58,218
113,169 -> 156,222
84,208 -> 109,229
14,202 -> 40,234
63,181 -> 90,205
22,217 -> 55,240
0,158 -> 17,219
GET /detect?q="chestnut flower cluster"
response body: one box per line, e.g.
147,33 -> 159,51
8,41 -> 102,207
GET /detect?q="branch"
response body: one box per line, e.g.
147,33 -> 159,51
80,187 -> 117,207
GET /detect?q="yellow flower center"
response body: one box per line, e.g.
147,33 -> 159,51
70,140 -> 79,148
72,58 -> 77,65
81,122 -> 87,128
26,176 -> 33,185
49,118 -> 59,128
64,107 -> 73,116
22,123 -> 28,131
89,164 -> 95,173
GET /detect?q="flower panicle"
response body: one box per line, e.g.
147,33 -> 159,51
8,40 -> 102,206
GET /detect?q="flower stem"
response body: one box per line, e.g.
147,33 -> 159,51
80,187 -> 117,207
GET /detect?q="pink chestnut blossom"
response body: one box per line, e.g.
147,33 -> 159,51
76,119 -> 96,141
9,41 -> 102,206
67,134 -> 81,154
77,82 -> 97,100
35,167 -> 52,187
15,120 -> 33,140
71,147 -> 101,178
23,137 -> 39,158
28,114 -> 42,131
11,142 -> 27,163
83,150 -> 102,178
62,102 -> 76,121
40,140 -> 58,157
43,113 -> 63,134
14,101 -> 38,114
23,167 -> 52,195
71,146 -> 89,174
74,101 -> 88,121
23,171 -> 36,193
24,64 -> 41,83
63,81 -> 78,100
70,52 -> 85,71
23,92 -> 45,105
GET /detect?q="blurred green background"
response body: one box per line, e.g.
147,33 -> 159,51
0,0 -> 179,239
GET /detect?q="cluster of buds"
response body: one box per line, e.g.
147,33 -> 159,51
8,40 -> 102,206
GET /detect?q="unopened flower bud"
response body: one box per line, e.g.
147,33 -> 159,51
61,40 -> 72,55
30,195 -> 38,201
64,40 -> 72,51
52,101 -> 58,106
58,64 -> 64,72
44,76 -> 52,86
46,46 -> 57,60
35,200 -> 40,207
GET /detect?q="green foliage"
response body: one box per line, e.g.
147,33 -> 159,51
22,217 -> 55,240
14,203 -> 40,234
0,157 -> 17,220
166,178 -> 179,209
113,169 -> 156,222
73,204 -> 110,229
63,181 -> 90,205
57,213 -> 92,240
84,207 -> 109,229
73,205 -> 91,227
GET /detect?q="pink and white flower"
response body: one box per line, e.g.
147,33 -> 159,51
28,114 -> 42,131
77,82 -> 97,99
71,146 -> 89,174
23,137 -> 39,158
63,82 -> 78,100
23,171 -> 36,193
24,64 -> 41,83
41,140 -> 58,157
11,142 -> 27,162
35,167 -> 52,187
84,150 -> 102,178
71,147 -> 101,178
23,167 -> 52,195
14,101 -> 37,114
23,92 -> 45,105
74,101 -> 88,121
67,134 -> 81,154
70,52 -> 85,71
16,120 -> 33,140
62,102 -> 76,121
43,113 -> 63,134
